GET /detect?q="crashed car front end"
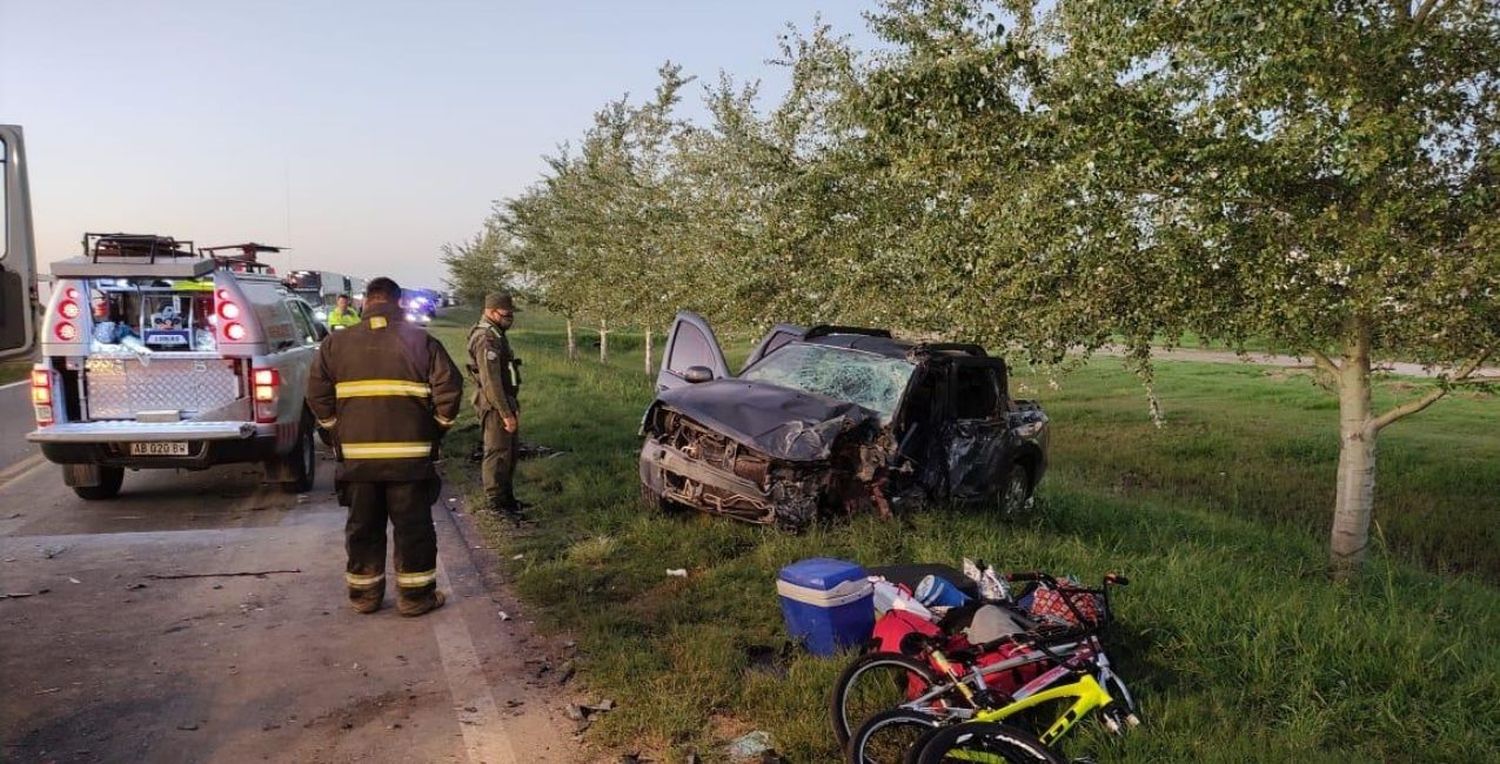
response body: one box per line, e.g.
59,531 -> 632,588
638,383 -> 896,530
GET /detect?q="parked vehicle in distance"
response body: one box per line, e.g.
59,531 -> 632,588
400,287 -> 441,324
639,312 -> 1050,530
27,234 -> 327,499
285,268 -> 356,320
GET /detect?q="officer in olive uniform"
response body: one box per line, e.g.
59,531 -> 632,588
307,277 -> 463,617
467,293 -> 524,516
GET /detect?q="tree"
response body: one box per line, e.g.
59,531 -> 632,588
440,225 -> 515,306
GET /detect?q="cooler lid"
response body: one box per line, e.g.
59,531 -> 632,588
778,557 -> 867,591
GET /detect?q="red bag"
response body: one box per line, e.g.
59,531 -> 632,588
1027,584 -> 1104,627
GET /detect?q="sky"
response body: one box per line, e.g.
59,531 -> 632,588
0,0 -> 875,289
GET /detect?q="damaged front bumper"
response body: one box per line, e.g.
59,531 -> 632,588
638,405 -> 898,530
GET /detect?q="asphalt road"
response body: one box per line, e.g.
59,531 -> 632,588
0,445 -> 575,762
0,381 -> 40,474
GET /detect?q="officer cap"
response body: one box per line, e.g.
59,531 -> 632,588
484,292 -> 519,312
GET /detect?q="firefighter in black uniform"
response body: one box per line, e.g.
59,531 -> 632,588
307,277 -> 463,617
467,292 -> 524,516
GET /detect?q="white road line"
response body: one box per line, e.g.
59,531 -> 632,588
0,452 -> 47,488
433,562 -> 518,764
0,378 -> 30,391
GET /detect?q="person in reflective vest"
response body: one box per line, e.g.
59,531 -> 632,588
326,294 -> 361,330
306,277 -> 463,617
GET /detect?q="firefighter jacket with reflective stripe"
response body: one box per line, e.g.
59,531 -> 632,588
466,320 -> 520,416
307,302 -> 463,482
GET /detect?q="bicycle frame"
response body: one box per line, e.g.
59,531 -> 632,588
981,669 -> 1113,745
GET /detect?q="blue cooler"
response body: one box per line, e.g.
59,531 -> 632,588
777,558 -> 874,656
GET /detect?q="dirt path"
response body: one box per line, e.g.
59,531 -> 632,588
1092,344 -> 1500,379
0,450 -> 583,763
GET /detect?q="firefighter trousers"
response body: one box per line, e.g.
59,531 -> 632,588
481,406 -> 519,510
343,479 -> 442,607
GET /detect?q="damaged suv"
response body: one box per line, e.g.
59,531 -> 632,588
638,312 -> 1049,530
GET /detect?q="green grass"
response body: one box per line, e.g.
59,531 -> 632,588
0,359 -> 30,385
429,309 -> 1500,763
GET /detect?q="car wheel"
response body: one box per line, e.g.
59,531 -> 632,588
998,463 -> 1032,516
271,412 -> 316,494
73,466 -> 125,501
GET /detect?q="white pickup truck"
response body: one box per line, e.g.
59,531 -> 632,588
26,234 -> 326,499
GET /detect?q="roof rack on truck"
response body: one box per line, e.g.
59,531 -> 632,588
201,242 -> 283,275
53,233 -> 213,279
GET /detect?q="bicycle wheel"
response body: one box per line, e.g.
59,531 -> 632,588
830,652 -> 948,746
915,721 -> 1065,764
846,709 -> 944,764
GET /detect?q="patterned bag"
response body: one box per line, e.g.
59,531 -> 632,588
1026,581 -> 1105,627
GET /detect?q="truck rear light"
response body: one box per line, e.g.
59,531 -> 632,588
219,301 -> 241,320
59,299 -> 81,319
252,368 -> 280,423
55,322 -> 78,341
31,368 -> 54,426
224,322 -> 247,341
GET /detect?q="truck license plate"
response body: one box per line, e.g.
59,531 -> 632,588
129,442 -> 189,456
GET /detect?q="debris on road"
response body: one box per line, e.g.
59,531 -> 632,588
2,587 -> 51,599
727,731 -> 774,760
498,611 -> 511,621
126,583 -> 148,590
67,577 -> 82,584
176,722 -> 200,731
144,569 -> 301,580
34,687 -> 61,695
41,544 -> 69,559
666,568 -> 688,578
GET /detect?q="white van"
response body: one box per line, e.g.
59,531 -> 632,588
26,234 -> 325,499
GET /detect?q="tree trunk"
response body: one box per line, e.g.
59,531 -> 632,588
1329,325 -> 1377,580
644,327 -> 653,377
599,319 -> 608,363
565,318 -> 577,361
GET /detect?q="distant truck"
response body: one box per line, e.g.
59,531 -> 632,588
0,125 -> 39,362
26,234 -> 327,499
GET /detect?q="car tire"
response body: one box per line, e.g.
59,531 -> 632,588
998,462 -> 1033,516
272,412 -> 317,494
72,466 -> 125,501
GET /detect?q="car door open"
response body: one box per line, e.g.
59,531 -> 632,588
656,311 -> 731,392
945,357 -> 1011,500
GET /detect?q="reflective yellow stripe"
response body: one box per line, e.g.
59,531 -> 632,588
317,417 -> 338,428
396,569 -> 437,588
341,441 -> 433,459
434,414 -> 455,427
345,572 -> 385,589
335,379 -> 432,399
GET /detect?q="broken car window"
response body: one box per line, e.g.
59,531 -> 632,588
741,343 -> 914,422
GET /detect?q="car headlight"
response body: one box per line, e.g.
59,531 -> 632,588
420,314 -> 431,323
405,313 -> 416,322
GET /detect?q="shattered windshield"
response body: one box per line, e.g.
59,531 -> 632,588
741,343 -> 914,422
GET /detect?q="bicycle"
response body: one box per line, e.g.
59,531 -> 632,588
837,572 -> 1138,762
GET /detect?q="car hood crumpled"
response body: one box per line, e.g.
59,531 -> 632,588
654,379 -> 879,462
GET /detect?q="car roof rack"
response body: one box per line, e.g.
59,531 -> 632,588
804,325 -> 894,340
202,243 -> 283,275
50,233 -> 215,279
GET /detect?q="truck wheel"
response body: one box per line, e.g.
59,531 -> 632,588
271,413 -> 317,494
998,463 -> 1033,516
73,466 -> 125,501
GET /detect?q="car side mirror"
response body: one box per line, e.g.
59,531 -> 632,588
683,365 -> 714,384
313,323 -> 329,341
